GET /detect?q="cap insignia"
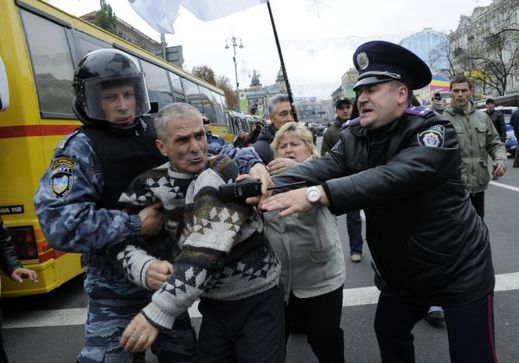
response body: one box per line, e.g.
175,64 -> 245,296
357,52 -> 369,70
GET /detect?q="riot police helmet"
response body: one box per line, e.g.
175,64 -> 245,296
73,49 -> 150,123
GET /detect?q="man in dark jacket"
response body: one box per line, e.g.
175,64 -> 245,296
253,94 -> 294,164
485,98 -> 506,142
260,41 -> 497,363
321,98 -> 364,262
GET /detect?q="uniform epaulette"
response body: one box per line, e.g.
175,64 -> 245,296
342,117 -> 361,129
405,106 -> 434,117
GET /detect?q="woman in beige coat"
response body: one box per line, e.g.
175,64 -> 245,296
264,122 -> 346,363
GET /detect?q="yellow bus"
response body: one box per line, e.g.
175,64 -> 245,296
0,0 -> 228,297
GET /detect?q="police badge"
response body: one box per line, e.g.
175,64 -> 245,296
50,157 -> 76,198
417,125 -> 445,148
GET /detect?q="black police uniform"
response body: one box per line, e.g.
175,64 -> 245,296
272,41 -> 498,363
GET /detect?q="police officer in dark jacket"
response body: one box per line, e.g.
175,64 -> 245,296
485,98 -> 506,142
260,41 -> 497,363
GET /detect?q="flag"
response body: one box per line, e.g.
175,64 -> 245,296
128,0 -> 180,33
128,0 -> 268,34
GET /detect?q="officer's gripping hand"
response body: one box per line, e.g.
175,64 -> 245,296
267,158 -> 298,176
146,260 -> 174,290
139,202 -> 164,237
121,313 -> 159,353
260,186 -> 329,217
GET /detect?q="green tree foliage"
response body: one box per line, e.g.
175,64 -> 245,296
95,0 -> 117,34
192,66 -> 217,86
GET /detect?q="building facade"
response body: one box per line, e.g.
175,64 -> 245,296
400,28 -> 449,73
449,0 -> 519,96
80,11 -> 184,67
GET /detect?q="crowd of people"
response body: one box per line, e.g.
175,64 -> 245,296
0,37 -> 510,362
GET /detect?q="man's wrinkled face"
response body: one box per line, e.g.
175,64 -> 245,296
100,85 -> 136,126
156,114 -> 207,175
451,82 -> 472,108
356,82 -> 408,130
270,101 -> 294,129
336,103 -> 353,121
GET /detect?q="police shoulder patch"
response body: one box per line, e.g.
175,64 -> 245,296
50,156 -> 76,199
417,125 -> 445,148
342,117 -> 360,129
405,106 -> 434,117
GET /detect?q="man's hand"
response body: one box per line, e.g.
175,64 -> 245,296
121,313 -> 159,352
493,162 -> 507,177
260,186 -> 329,217
139,202 -> 164,237
10,268 -> 39,283
267,158 -> 298,176
146,260 -> 174,290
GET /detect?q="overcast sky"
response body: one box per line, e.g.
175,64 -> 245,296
48,0 -> 492,98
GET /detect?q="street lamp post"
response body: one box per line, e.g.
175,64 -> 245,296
225,35 -> 244,90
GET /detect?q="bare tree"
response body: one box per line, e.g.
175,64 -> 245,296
450,5 -> 519,96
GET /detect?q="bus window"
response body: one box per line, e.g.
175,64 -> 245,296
20,9 -> 75,117
211,90 -> 225,124
199,86 -> 216,123
181,78 -> 204,114
141,60 -> 173,111
168,72 -> 185,102
75,32 -> 111,60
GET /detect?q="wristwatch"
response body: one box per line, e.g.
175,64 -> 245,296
306,186 -> 322,206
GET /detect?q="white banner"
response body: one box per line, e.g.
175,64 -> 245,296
128,0 -> 268,34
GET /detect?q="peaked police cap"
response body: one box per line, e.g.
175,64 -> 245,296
352,41 -> 432,91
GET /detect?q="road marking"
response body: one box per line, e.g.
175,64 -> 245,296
5,272 -> 519,329
489,181 -> 519,192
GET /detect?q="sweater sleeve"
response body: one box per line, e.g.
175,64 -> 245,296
142,168 -> 252,328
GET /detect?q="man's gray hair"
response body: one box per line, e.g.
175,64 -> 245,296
268,94 -> 290,115
154,102 -> 201,140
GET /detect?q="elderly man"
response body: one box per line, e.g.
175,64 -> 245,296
260,41 -> 498,363
253,94 -> 295,164
117,103 -> 284,362
443,76 -> 507,218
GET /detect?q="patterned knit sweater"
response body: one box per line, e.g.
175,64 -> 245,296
116,155 -> 280,329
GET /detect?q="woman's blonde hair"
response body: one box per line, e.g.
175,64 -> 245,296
270,122 -> 318,157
